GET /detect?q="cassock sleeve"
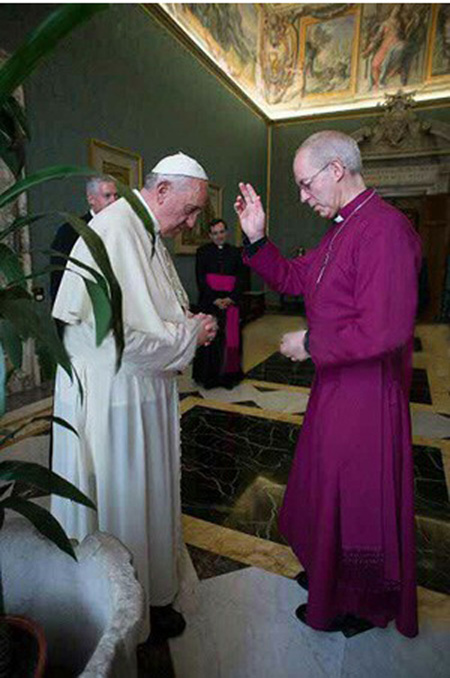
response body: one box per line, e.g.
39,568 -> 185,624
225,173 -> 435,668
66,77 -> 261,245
308,219 -> 421,368
107,224 -> 200,372
123,318 -> 200,373
244,240 -> 317,296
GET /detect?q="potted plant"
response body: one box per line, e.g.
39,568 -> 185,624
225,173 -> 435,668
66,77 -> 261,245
0,5 -> 153,675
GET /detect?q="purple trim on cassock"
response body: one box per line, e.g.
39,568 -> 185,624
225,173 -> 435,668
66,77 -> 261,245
206,273 -> 240,373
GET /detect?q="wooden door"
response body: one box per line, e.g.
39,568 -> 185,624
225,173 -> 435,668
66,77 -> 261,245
420,195 -> 450,322
387,194 -> 450,322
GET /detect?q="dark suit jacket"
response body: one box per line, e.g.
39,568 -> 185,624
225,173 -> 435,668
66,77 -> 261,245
50,211 -> 91,304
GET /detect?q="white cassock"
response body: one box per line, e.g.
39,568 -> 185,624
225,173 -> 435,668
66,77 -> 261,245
51,193 -> 199,628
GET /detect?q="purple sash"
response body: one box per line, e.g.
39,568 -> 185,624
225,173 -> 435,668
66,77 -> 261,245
206,273 -> 240,373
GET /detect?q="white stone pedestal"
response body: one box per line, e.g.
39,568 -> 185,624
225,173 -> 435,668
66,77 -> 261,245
1,518 -> 145,677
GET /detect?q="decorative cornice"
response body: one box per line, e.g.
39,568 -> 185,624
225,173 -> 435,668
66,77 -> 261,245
353,91 -> 450,160
272,96 -> 450,128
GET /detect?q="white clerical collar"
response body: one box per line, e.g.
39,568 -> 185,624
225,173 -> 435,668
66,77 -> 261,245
334,214 -> 344,223
133,189 -> 161,234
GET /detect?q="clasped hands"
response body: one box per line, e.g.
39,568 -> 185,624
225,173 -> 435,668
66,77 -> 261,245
214,297 -> 234,310
194,312 -> 218,347
280,329 -> 309,362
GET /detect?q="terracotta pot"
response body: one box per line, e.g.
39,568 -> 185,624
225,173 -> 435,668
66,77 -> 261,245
4,615 -> 47,677
1,522 -> 145,676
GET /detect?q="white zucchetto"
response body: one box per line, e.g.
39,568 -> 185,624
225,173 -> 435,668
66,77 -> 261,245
151,152 -> 208,181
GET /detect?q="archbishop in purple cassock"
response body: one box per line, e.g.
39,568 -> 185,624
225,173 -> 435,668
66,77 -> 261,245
235,131 -> 422,638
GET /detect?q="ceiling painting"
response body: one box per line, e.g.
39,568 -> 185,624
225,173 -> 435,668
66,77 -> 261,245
159,4 -> 450,120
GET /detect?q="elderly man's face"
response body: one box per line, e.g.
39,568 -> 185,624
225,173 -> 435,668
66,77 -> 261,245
293,151 -> 341,220
158,179 -> 209,237
87,181 -> 118,214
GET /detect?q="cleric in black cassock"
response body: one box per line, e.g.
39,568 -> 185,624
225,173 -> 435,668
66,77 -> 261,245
193,219 -> 244,389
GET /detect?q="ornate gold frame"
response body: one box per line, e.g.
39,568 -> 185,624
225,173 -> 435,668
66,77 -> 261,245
425,4 -> 450,84
299,6 -> 361,102
88,138 -> 143,189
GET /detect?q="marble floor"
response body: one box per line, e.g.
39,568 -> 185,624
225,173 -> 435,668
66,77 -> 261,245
2,315 -> 450,677
170,565 -> 450,678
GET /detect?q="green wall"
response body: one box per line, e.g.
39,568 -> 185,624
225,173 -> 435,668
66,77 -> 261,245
269,105 -> 450,256
0,4 -> 267,302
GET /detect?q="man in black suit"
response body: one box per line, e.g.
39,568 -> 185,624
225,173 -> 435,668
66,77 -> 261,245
50,176 -> 118,304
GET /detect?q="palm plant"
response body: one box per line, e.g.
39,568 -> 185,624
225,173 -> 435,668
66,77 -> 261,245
0,4 -> 154,672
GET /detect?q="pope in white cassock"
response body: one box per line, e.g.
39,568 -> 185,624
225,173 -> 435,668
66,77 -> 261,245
51,153 -> 217,641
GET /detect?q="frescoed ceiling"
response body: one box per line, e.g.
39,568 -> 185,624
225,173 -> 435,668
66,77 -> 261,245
159,3 -> 450,120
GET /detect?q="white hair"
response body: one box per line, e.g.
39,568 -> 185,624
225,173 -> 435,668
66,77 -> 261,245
144,172 -> 193,191
86,175 -> 115,196
297,131 -> 362,175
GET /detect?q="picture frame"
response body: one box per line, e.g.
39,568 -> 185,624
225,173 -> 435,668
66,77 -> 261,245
174,182 -> 223,254
299,7 -> 360,101
425,4 -> 450,83
88,138 -> 143,188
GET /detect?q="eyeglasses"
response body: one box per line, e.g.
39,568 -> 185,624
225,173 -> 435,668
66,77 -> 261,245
297,162 -> 332,193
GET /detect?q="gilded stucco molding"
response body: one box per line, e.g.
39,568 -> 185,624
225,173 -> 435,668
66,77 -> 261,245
353,91 -> 450,160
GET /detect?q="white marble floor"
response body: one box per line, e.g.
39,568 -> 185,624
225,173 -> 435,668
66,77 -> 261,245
179,377 -> 311,415
411,410 -> 450,439
171,564 -> 450,678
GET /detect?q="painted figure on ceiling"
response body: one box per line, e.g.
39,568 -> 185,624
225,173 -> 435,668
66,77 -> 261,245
435,4 -> 450,74
362,5 -> 428,89
301,13 -> 356,98
259,12 -> 299,105
186,3 -> 256,65
362,6 -> 405,89
301,24 -> 334,96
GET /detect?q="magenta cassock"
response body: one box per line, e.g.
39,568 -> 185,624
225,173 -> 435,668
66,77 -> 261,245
244,190 -> 422,637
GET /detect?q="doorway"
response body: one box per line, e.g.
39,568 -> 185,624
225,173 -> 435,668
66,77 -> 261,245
386,195 -> 450,323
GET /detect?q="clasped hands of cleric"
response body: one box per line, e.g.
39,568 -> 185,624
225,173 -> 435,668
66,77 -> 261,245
234,182 -> 308,363
213,297 -> 234,310
187,310 -> 218,346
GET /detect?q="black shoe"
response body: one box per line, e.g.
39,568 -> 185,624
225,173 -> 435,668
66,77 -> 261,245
295,604 -> 374,637
294,570 -> 309,591
340,614 -> 374,638
150,604 -> 186,640
295,604 -> 344,633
